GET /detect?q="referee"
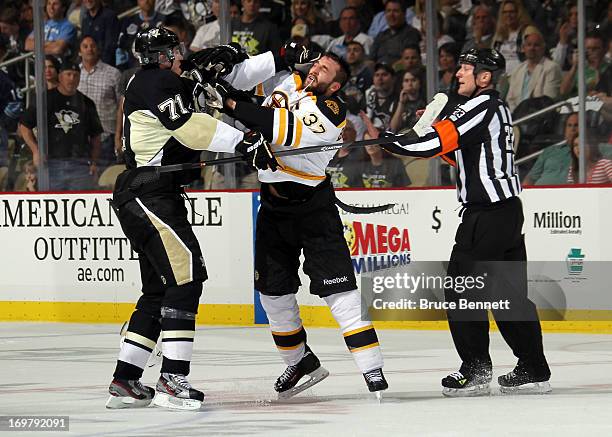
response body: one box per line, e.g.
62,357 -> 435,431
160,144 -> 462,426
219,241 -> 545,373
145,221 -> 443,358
380,48 -> 551,396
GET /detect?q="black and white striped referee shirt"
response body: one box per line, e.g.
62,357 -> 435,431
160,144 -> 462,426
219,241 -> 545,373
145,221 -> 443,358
387,89 -> 521,205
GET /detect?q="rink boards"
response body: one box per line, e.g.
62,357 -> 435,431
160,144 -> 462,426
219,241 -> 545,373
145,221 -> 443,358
0,186 -> 611,332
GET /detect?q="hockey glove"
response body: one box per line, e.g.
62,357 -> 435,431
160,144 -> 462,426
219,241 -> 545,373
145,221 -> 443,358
187,43 -> 248,80
235,131 -> 279,171
378,130 -> 419,156
279,41 -> 321,73
201,78 -> 253,112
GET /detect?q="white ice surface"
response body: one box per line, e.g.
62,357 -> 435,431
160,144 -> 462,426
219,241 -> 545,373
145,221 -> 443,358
1,323 -> 611,436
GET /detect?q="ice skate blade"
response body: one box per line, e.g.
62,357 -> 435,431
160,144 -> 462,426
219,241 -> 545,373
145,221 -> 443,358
442,383 -> 490,398
499,381 -> 552,395
153,392 -> 203,410
105,395 -> 152,409
374,391 -> 383,403
277,366 -> 330,400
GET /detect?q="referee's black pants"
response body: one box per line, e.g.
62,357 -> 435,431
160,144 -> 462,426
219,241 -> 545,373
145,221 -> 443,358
445,196 -> 550,378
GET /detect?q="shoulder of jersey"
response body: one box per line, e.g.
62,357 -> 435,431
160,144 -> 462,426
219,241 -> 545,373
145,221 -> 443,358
315,95 -> 346,128
131,68 -> 182,91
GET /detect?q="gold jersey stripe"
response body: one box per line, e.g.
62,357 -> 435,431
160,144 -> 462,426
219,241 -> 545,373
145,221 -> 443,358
125,332 -> 157,350
272,326 -> 304,336
343,325 -> 375,338
349,342 -> 380,353
276,157 -> 326,181
276,342 -> 304,351
293,119 -> 303,148
162,330 -> 196,339
274,109 -> 288,146
136,199 -> 193,286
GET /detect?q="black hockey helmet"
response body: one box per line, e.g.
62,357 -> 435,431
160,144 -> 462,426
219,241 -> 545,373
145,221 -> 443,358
458,48 -> 506,84
134,26 -> 182,66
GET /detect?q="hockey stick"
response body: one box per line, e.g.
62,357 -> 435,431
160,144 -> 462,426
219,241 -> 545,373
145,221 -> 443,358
127,93 -> 448,187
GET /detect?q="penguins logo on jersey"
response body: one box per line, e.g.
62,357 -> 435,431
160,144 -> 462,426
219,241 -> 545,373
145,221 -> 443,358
54,110 -> 80,133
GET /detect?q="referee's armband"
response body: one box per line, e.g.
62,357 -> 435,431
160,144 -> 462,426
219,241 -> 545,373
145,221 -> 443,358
432,119 -> 459,155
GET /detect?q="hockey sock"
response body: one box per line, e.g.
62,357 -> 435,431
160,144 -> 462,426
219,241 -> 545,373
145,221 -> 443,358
323,289 -> 384,373
159,306 -> 196,376
259,293 -> 307,366
114,310 -> 162,380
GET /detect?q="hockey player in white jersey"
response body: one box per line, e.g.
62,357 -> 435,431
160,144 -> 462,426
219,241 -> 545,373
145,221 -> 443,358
200,43 -> 388,398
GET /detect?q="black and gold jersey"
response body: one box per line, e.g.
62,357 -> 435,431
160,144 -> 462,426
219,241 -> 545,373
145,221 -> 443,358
122,67 -> 244,184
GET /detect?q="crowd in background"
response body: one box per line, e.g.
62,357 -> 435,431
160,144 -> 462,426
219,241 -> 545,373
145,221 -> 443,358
0,0 -> 611,192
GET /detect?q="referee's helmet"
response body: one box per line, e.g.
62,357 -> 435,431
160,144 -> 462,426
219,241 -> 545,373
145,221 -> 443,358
458,48 -> 506,84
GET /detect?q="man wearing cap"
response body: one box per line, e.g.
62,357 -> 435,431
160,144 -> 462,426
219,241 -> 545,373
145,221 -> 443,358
18,59 -> 103,190
365,62 -> 397,130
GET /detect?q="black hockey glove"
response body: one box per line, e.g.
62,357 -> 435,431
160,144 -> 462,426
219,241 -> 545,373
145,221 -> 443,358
278,41 -> 321,72
378,130 -> 405,155
187,43 -> 248,80
201,78 -> 253,112
235,131 -> 279,171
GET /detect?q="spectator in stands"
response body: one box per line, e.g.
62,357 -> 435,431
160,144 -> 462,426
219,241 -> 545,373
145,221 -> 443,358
344,41 -> 373,95
164,14 -> 192,55
289,19 -> 324,54
551,1 -> 578,72
392,44 -> 422,74
45,55 -> 60,89
14,160 -> 37,192
24,0 -> 76,57
438,0 -> 467,44
416,11 -> 456,63
0,34 -> 23,174
368,0 -> 415,40
77,35 -> 121,169
462,4 -> 496,52
389,66 -> 426,133
438,42 -> 459,93
291,0 -> 328,36
18,59 -> 103,191
0,6 -> 28,53
506,28 -> 562,112
371,0 -> 421,65
231,0 -> 280,56
523,112 -> 578,185
327,119 -> 363,188
116,0 -> 166,70
361,135 -> 411,188
560,30 -> 609,97
492,0 -> 533,76
190,0 -> 220,51
365,62 -> 397,130
80,0 -> 120,66
568,136 -> 612,184
326,7 -> 373,59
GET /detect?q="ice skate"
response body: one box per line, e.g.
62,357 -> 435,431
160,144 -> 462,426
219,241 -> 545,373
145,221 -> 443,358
153,373 -> 204,410
498,365 -> 552,394
275,347 -> 329,399
106,378 -> 155,409
363,368 -> 388,400
442,369 -> 491,397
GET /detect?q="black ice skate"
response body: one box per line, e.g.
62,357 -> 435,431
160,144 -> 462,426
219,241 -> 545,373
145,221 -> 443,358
153,373 -> 204,410
363,368 -> 388,400
106,378 -> 155,409
275,346 -> 329,399
498,364 -> 552,394
442,369 -> 492,397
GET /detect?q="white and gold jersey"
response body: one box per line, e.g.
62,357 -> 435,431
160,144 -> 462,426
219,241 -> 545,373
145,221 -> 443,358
226,54 -> 347,187
258,72 -> 346,186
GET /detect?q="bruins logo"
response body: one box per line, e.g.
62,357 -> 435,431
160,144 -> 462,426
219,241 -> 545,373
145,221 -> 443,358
343,221 -> 356,255
325,99 -> 340,115
269,91 -> 289,109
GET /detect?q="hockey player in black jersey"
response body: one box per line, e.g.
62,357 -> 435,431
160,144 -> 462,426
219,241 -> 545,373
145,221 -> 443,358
379,48 -> 551,397
204,44 -> 388,399
106,27 -> 276,410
